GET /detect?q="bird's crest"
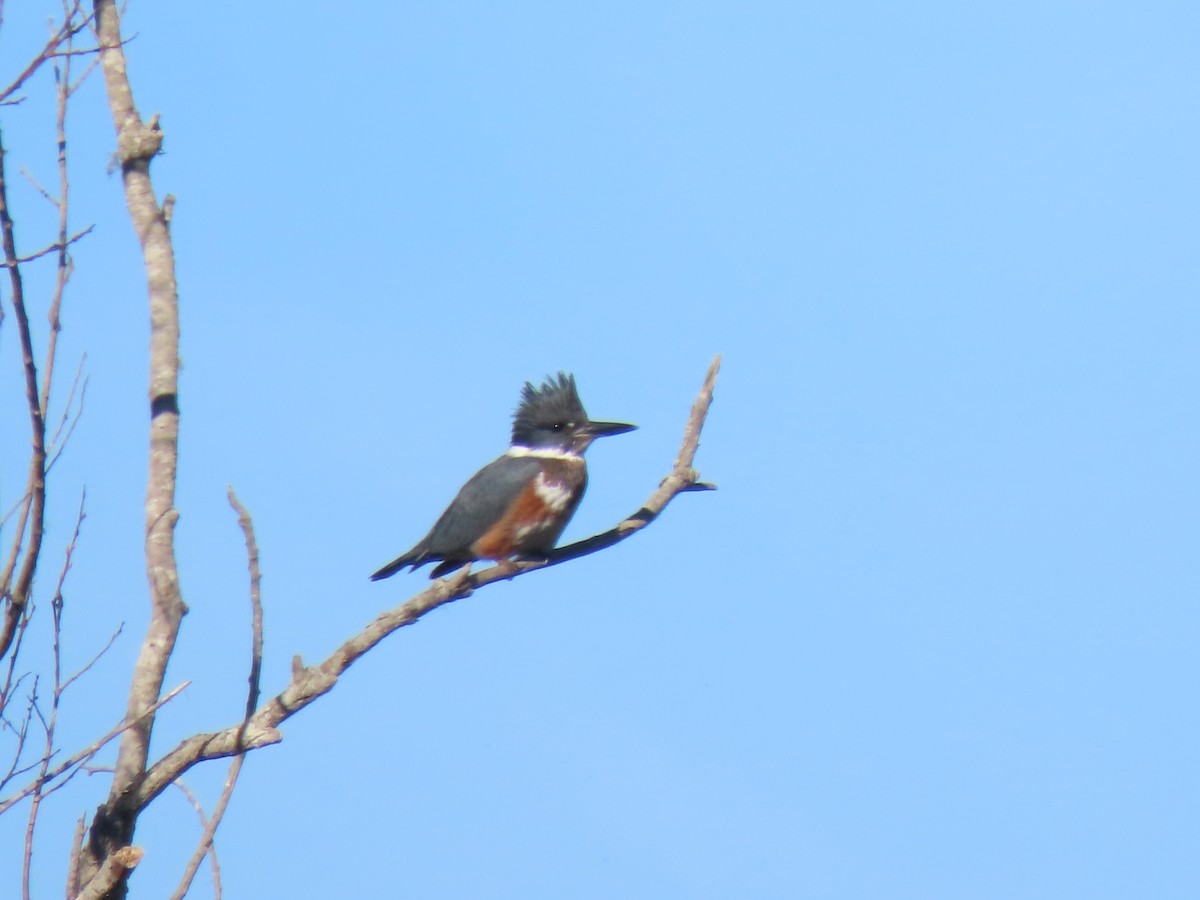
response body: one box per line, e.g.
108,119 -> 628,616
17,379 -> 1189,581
512,372 -> 587,445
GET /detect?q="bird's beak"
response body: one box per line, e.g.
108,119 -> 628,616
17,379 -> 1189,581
581,419 -> 638,439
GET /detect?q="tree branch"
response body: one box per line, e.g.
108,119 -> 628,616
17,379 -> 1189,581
78,0 -> 184,893
167,490 -> 264,900
74,847 -> 142,900
0,225 -> 94,267
0,127 -> 49,664
0,681 -> 189,816
22,492 -> 86,900
0,1 -> 91,106
66,814 -> 86,900
128,355 -> 721,813
167,780 -> 223,899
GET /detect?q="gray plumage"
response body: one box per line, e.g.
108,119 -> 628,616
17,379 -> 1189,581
371,372 -> 635,581
369,455 -> 543,580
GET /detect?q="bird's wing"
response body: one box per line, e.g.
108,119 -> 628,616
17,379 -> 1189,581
422,454 -> 543,553
371,456 -> 543,581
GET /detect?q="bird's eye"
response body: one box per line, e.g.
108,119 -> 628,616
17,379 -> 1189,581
551,422 -> 565,431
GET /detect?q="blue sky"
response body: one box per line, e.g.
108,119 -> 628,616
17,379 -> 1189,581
1,1 -> 1197,897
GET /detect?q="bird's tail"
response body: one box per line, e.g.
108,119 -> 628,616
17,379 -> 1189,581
370,548 -> 425,581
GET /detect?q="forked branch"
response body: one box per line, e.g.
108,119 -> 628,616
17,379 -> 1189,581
166,489 -> 264,900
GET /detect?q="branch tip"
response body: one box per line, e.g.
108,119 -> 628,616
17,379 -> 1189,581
111,846 -> 143,869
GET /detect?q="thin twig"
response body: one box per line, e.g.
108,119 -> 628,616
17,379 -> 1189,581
1,680 -> 37,792
60,622 -> 122,695
168,778 -> 224,900
18,166 -> 56,205
0,126 -> 50,665
0,492 -> 31,533
169,489 -> 263,900
0,1 -> 90,105
46,44 -> 111,60
47,353 -> 87,452
38,44 -> 75,424
0,224 -> 94,267
46,375 -> 88,474
227,489 -> 264,720
22,496 -> 82,899
169,779 -> 222,896
0,601 -> 33,724
0,669 -> 31,732
0,680 -> 189,816
70,54 -> 103,95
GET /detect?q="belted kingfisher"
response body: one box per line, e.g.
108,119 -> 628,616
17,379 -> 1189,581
371,373 -> 636,580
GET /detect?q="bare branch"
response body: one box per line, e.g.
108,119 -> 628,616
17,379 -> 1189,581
168,773 -> 228,900
0,1 -> 91,106
0,491 -> 28,532
22,491 -> 83,900
75,1 -> 184,891
0,606 -> 33,723
23,682 -> 55,899
0,483 -> 33,645
47,354 -> 88,452
69,54 -> 104,95
18,166 -> 57,205
131,356 -> 721,812
61,622 -> 122,695
168,780 -> 223,898
0,225 -> 94,268
227,489 -> 264,720
74,846 -> 143,900
2,44 -> 86,863
0,125 -> 50,664
36,32 -> 75,441
46,43 -> 112,61
0,681 -> 189,816
1,679 -> 37,792
51,493 -> 87,624
46,372 -> 89,474
66,814 -> 86,899
169,490 -> 263,900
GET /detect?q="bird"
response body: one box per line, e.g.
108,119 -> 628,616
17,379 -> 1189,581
371,373 -> 636,580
